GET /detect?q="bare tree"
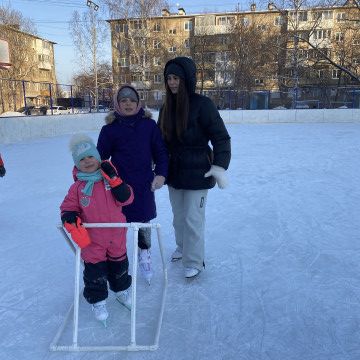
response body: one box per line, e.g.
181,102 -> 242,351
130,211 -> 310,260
72,61 -> 113,105
69,4 -> 108,108
102,0 -> 169,103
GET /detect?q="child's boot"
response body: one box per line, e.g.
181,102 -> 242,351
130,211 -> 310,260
92,300 -> 108,325
138,248 -> 153,285
116,288 -> 131,310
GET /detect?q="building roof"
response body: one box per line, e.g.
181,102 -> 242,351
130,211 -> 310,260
0,24 -> 57,45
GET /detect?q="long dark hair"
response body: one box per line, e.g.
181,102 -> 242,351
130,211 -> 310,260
159,78 -> 189,142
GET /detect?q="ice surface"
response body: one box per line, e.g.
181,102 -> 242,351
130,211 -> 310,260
0,121 -> 360,359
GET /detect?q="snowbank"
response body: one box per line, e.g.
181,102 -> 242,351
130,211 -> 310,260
0,109 -> 359,144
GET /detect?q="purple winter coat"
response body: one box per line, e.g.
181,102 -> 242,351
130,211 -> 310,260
97,108 -> 168,222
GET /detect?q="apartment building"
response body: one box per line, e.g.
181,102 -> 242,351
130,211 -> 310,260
108,2 -> 360,108
0,24 -> 57,112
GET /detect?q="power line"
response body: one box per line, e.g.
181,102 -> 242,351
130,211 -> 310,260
8,0 -> 88,8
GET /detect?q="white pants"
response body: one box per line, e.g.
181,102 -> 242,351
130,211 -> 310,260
168,186 -> 208,270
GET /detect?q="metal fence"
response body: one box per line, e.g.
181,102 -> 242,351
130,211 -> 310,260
1,77 -> 359,115
0,78 -> 113,115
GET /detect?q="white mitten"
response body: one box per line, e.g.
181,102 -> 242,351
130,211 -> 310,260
204,165 -> 228,189
151,175 -> 165,191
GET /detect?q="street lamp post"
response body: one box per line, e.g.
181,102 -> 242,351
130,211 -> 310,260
86,0 -> 99,111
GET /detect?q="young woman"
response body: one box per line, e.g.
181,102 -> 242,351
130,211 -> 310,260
158,56 -> 231,279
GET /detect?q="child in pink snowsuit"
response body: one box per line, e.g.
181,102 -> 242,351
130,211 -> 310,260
60,134 -> 134,323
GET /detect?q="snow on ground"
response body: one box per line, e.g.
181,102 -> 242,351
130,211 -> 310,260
0,118 -> 360,360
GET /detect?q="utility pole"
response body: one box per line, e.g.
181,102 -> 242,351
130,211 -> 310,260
86,0 -> 99,110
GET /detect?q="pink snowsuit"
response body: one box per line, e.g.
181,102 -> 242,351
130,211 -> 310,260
60,178 -> 134,263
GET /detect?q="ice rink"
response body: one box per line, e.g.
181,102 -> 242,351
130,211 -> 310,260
0,121 -> 359,360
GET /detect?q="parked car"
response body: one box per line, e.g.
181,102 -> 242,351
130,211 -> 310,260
17,106 -> 35,115
47,106 -> 71,115
17,105 -> 49,115
91,105 -> 109,112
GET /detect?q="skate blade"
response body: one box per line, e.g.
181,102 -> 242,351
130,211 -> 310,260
171,257 -> 182,262
101,319 -> 107,328
116,298 -> 131,311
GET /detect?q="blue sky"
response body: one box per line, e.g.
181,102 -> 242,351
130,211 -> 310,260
2,0 -> 243,84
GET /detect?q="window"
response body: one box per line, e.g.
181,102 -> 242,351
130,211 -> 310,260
290,11 -> 307,22
318,70 -> 324,78
336,13 -> 346,22
335,32 -> 344,42
118,58 -> 128,67
241,17 -> 250,26
153,40 -> 160,49
298,49 -> 308,59
353,58 -> 360,65
38,54 -> 50,62
332,69 -> 341,79
184,39 -> 190,48
184,21 -> 192,31
117,41 -> 128,51
322,11 -> 333,20
299,11 -> 308,21
168,46 -> 177,53
135,38 -> 145,48
132,20 -> 142,30
216,16 -> 234,25
353,38 -> 360,45
169,28 -> 176,34
131,73 -> 142,82
42,41 -> 50,50
154,74 -> 162,83
120,75 -> 127,83
275,16 -> 285,26
314,29 -> 331,40
144,72 -> 151,81
116,23 -> 127,33
153,23 -> 160,32
220,36 -> 229,45
255,78 -> 264,85
153,57 -> 161,66
153,90 -> 163,101
138,91 -> 145,101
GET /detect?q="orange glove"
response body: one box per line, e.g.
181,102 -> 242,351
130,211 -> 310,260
64,217 -> 91,249
101,160 -> 123,187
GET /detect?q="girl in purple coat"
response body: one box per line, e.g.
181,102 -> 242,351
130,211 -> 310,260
97,85 -> 168,284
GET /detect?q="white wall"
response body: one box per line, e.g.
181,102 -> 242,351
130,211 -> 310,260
0,109 -> 359,144
219,109 -> 360,124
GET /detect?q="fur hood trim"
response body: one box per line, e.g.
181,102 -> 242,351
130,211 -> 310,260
104,109 -> 153,125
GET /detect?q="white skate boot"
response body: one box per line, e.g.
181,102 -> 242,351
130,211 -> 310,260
116,289 -> 131,311
92,300 -> 108,326
138,248 -> 153,285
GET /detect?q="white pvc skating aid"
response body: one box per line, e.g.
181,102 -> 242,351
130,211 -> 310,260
50,222 -> 167,352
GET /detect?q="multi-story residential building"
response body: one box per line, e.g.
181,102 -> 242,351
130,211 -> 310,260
0,24 -> 57,113
108,2 -> 360,109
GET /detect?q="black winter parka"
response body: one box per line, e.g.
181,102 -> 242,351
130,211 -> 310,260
160,57 -> 231,190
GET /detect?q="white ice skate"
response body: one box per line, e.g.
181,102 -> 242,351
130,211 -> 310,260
138,248 -> 153,285
184,267 -> 200,279
92,300 -> 108,327
116,289 -> 131,311
171,247 -> 182,262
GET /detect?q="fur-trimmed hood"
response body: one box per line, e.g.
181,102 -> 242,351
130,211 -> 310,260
104,108 -> 153,125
